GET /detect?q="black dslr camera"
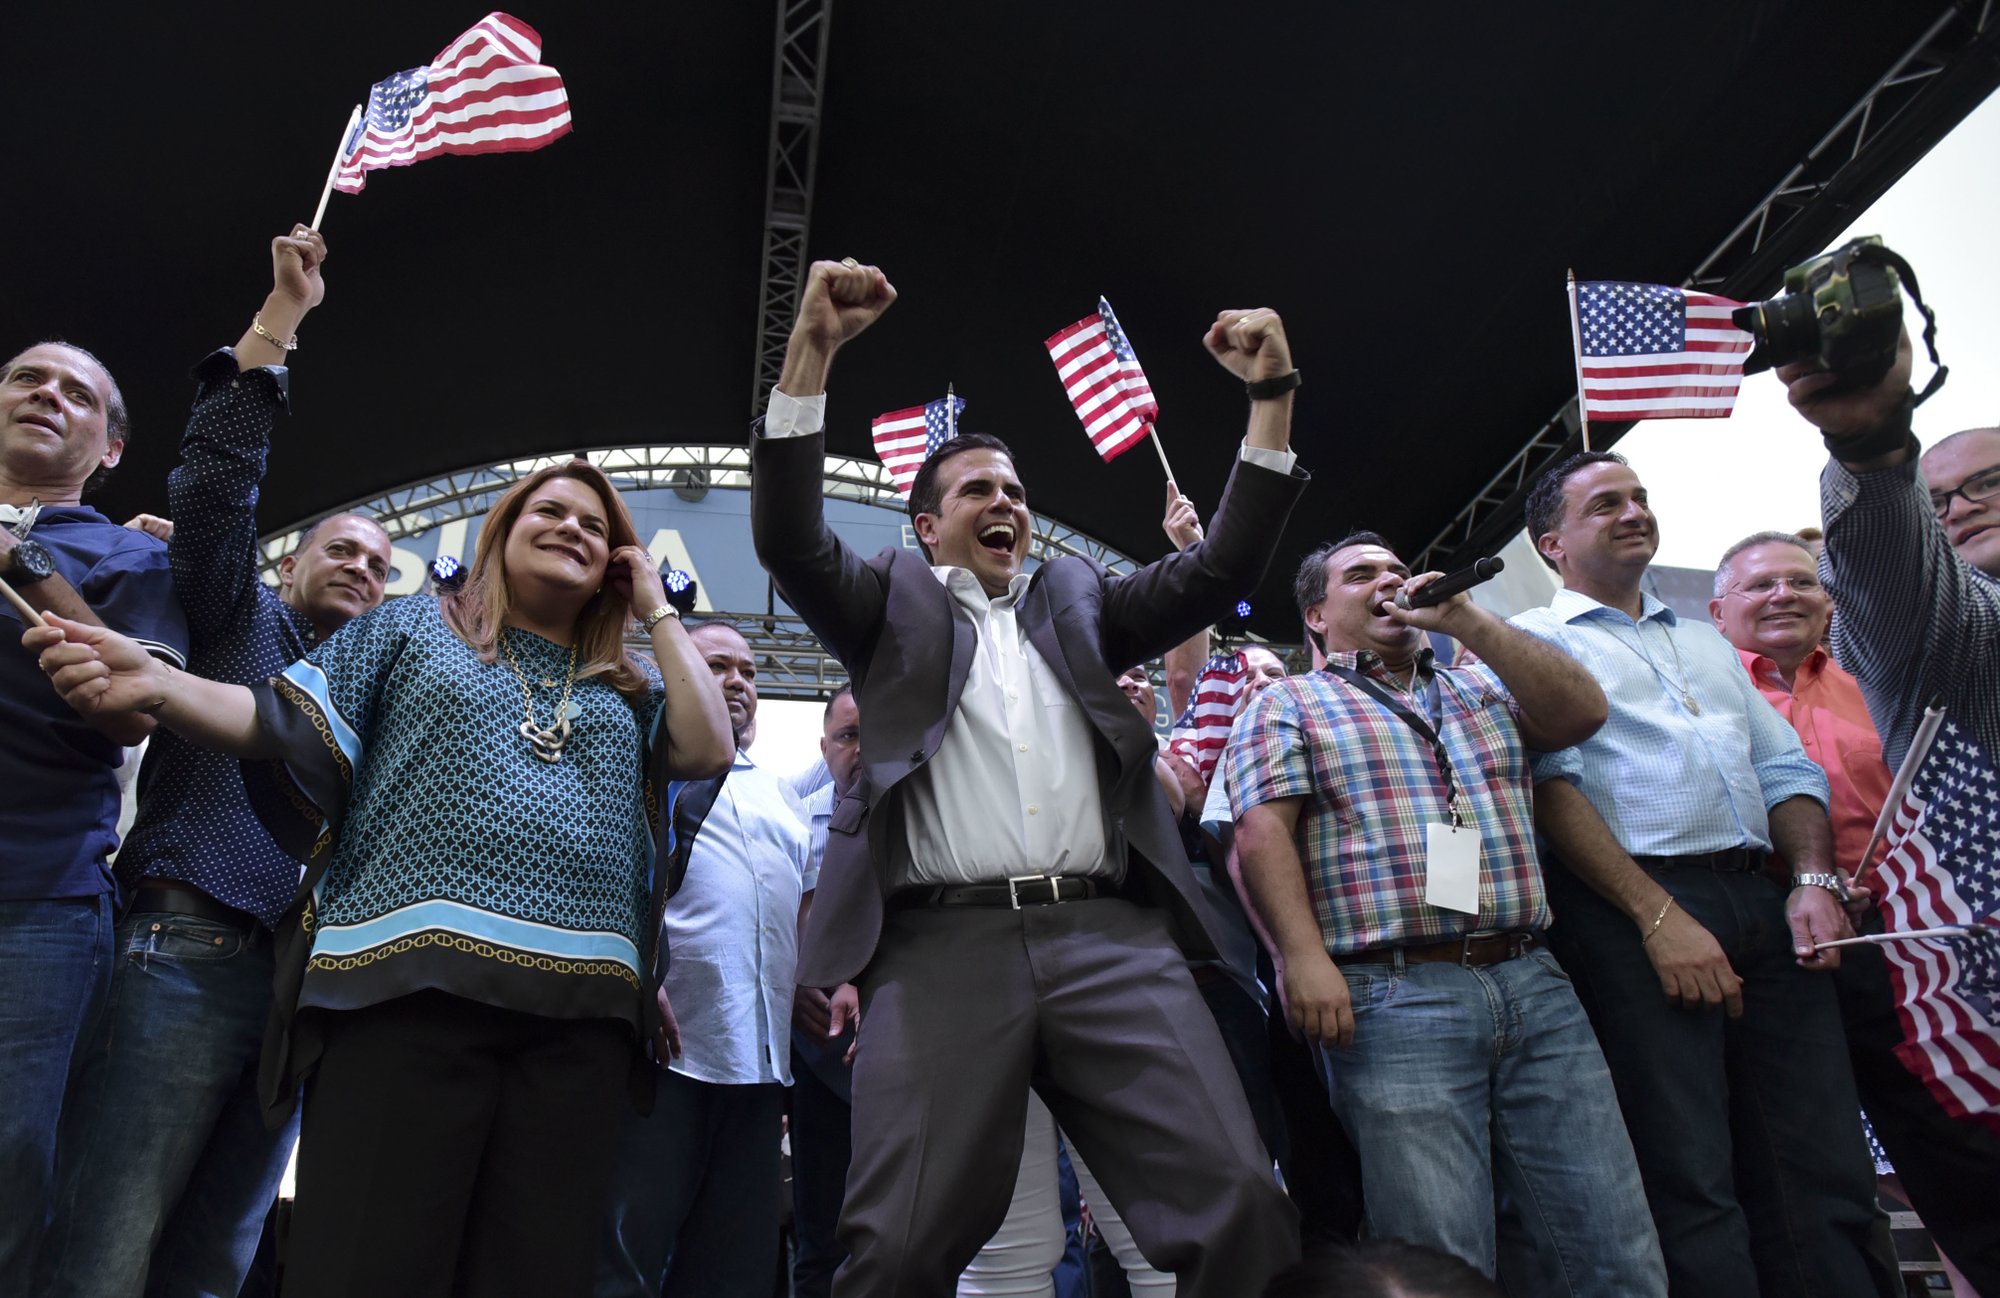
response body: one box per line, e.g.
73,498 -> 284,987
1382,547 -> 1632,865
1732,236 -> 1911,396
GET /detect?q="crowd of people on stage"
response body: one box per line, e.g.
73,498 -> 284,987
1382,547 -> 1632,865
0,229 -> 1995,1298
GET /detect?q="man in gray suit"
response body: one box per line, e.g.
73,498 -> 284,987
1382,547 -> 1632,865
750,258 -> 1306,1297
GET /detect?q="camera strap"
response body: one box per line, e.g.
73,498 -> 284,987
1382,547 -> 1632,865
1859,243 -> 1949,407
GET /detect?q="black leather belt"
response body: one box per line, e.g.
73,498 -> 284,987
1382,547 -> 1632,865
129,884 -> 261,935
892,874 -> 1106,910
1334,930 -> 1539,970
1632,848 -> 1768,874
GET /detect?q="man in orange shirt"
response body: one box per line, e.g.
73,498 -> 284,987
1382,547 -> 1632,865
1712,530 -> 2000,1291
1711,531 -> 1892,886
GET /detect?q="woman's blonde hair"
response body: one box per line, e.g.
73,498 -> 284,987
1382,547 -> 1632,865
440,460 -> 651,702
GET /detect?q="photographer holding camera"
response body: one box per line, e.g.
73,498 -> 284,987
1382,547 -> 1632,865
1750,240 -> 1995,767
1768,253 -> 2000,1294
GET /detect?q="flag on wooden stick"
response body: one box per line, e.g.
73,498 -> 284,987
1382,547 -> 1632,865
1046,297 -> 1159,462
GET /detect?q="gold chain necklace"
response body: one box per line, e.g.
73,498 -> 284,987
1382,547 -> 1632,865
501,632 -> 579,763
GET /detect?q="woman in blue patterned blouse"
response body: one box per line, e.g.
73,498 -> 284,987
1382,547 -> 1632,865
26,460 -> 733,1295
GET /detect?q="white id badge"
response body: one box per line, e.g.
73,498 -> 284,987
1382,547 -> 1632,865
1424,822 -> 1482,914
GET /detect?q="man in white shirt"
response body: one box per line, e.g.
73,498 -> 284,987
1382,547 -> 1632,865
598,621 -> 813,1298
750,259 -> 1305,1297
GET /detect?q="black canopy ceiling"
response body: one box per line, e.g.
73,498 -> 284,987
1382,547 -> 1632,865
11,2 -> 1994,640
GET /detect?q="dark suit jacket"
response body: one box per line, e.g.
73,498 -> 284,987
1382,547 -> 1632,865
751,427 -> 1307,988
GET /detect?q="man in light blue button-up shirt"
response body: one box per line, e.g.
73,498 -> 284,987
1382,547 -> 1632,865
1513,451 -> 1889,1298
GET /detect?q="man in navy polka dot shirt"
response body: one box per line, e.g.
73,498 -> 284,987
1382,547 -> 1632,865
34,227 -> 393,1298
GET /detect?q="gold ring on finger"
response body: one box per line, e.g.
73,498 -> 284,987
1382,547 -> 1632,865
840,257 -> 860,269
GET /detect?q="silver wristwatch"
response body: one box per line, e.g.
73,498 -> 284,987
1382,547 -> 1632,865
1791,871 -> 1849,900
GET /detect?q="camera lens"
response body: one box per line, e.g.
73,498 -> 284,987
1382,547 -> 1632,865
1733,294 -> 1820,373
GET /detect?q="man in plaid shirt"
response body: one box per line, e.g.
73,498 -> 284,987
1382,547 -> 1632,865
1228,531 -> 1663,1294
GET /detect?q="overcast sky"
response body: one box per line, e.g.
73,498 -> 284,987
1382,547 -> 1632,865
1621,87 -> 1999,571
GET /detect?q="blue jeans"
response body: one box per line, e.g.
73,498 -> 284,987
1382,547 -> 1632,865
0,893 -> 114,1288
597,1068 -> 786,1297
1317,946 -> 1665,1296
1545,864 -> 1888,1298
37,910 -> 298,1298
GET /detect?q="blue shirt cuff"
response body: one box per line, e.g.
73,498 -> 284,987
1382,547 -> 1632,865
1760,764 -> 1831,814
190,348 -> 291,410
1530,748 -> 1583,786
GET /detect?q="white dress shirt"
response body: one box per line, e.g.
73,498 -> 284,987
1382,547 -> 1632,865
897,566 -> 1111,885
661,750 -> 812,1086
759,385 -> 1299,889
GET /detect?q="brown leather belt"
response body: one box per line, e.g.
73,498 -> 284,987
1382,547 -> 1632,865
1334,930 -> 1538,970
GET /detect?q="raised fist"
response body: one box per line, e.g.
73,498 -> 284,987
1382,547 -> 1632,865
792,259 -> 896,351
1204,308 -> 1293,384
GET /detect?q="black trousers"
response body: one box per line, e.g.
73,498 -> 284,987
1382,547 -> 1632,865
283,990 -> 631,1298
789,1045 -> 853,1298
834,897 -> 1299,1298
1545,864 -> 1886,1298
1836,934 -> 2000,1291
1256,951 -> 1364,1247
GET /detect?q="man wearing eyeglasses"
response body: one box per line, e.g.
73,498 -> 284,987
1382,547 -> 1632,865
1923,426 -> 2000,579
1709,535 -> 1883,884
1708,528 -> 2000,1294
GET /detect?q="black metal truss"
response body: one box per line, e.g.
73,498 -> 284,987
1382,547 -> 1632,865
750,0 -> 836,415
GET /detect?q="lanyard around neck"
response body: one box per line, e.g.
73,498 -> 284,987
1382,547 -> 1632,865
1323,663 -> 1463,828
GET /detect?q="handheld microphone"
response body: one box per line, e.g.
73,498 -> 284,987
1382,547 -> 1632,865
1391,556 -> 1505,611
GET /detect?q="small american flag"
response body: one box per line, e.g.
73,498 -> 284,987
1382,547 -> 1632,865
871,394 -> 966,495
1167,651 -> 1248,789
1573,281 -> 1753,420
333,13 -> 571,195
1046,297 -> 1158,462
1873,720 -> 2000,1133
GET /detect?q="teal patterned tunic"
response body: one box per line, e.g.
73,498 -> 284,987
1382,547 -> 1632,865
249,596 -> 679,1037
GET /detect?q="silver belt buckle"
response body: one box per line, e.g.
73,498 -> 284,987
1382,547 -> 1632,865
1008,873 -> 1052,909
